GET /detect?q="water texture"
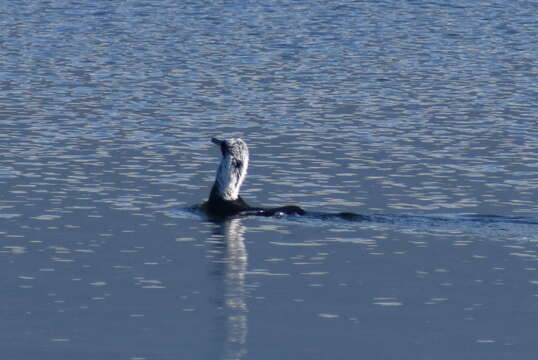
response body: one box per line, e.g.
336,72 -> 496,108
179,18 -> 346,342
1,0 -> 538,359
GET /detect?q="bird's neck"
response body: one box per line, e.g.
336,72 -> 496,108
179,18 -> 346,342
210,155 -> 247,201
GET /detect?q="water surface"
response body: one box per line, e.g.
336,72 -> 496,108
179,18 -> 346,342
1,0 -> 538,359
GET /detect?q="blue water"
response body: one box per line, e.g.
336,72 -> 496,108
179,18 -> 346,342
1,0 -> 538,359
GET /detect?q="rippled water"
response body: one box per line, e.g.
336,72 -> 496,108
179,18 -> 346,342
2,0 -> 538,359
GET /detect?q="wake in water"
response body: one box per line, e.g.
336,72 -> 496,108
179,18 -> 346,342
367,213 -> 538,239
170,206 -> 538,241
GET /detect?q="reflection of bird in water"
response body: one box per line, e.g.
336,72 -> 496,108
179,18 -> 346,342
203,137 -> 367,220
209,218 -> 248,360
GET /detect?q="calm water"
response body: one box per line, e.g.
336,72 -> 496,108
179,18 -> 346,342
2,0 -> 538,359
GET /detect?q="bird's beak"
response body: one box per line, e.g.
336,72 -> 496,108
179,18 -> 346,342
211,137 -> 223,145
